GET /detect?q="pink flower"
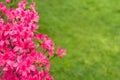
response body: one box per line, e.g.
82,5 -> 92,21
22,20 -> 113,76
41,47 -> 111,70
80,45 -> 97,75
35,33 -> 43,40
57,47 -> 66,58
38,70 -> 54,80
18,0 -> 27,9
31,51 -> 50,69
0,2 -> 7,13
6,0 -> 10,4
42,37 -> 54,55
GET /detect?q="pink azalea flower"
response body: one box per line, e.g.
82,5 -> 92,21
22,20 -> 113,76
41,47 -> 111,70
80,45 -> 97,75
57,47 -> 66,58
18,0 -> 27,9
5,0 -> 10,4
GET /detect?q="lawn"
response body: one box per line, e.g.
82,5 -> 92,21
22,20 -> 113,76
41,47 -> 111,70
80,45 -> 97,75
35,0 -> 120,80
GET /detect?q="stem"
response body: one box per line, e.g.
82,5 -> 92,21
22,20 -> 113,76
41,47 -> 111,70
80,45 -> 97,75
49,54 -> 56,60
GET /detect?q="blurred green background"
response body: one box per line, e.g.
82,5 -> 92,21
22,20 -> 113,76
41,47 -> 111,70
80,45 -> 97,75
2,0 -> 120,80
36,0 -> 120,80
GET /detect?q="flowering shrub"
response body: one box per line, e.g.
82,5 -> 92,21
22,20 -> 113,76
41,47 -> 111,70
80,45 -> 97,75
0,0 -> 66,80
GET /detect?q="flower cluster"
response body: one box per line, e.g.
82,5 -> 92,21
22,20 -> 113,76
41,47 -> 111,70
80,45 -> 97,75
0,0 -> 66,80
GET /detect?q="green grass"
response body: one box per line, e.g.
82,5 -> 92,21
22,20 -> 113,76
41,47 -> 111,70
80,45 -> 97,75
35,0 -> 120,80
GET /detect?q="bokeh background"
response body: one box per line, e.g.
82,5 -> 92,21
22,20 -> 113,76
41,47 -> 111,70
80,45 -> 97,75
36,0 -> 120,80
3,0 -> 120,80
